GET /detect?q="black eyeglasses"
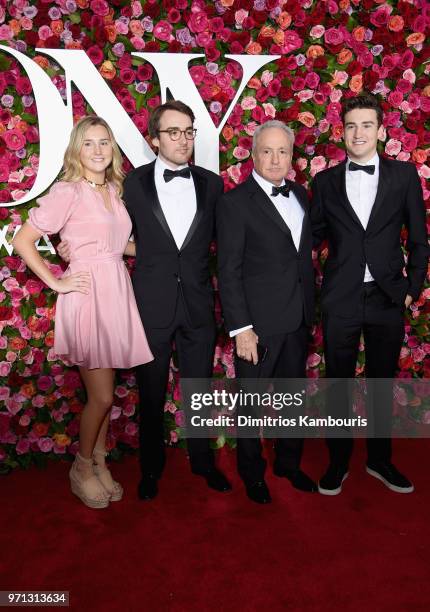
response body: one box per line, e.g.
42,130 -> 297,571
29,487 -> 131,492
157,128 -> 197,141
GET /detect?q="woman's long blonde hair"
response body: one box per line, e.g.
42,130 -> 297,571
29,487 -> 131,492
62,115 -> 125,197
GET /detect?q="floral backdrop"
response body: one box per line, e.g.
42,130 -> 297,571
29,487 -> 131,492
0,0 -> 429,472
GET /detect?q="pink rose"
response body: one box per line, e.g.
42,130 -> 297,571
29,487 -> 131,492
188,11 -> 209,33
38,437 -> 54,453
233,146 -> 250,161
90,0 -> 109,16
420,97 -> 430,113
388,91 -> 403,108
385,139 -> 402,156
25,279 -> 44,295
37,376 -> 53,392
291,77 -> 305,92
307,353 -> 321,368
1,130 -> 26,151
401,133 -> 418,153
324,27 -> 344,46
153,21 -> 173,42
310,156 -> 327,176
310,25 -> 325,39
16,438 -> 30,455
196,31 -> 212,47
189,65 -> 206,85
370,5 -> 392,28
282,31 -> 302,53
305,72 -> 320,89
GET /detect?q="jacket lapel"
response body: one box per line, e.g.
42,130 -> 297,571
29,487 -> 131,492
289,182 -> 309,253
248,176 -> 294,241
367,155 -> 389,227
139,161 -> 177,247
180,168 -> 206,252
331,161 -> 363,228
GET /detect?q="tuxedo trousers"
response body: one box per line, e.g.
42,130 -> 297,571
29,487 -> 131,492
136,294 -> 216,478
323,281 -> 405,468
234,323 -> 309,485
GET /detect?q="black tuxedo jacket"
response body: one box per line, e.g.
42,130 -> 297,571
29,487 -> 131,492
216,175 -> 315,337
311,156 -> 429,316
124,161 -> 224,328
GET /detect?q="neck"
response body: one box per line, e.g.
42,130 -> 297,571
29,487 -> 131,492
158,152 -> 188,170
84,171 -> 106,185
348,151 -> 377,164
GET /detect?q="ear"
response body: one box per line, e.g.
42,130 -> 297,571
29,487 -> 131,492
151,136 -> 160,148
377,124 -> 386,142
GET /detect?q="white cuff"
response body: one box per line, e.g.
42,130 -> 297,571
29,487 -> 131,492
229,325 -> 253,338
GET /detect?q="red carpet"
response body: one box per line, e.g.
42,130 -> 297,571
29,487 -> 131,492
1,439 -> 430,612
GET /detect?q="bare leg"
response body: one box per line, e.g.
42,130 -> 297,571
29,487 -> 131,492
91,371 -> 123,500
69,368 -> 115,508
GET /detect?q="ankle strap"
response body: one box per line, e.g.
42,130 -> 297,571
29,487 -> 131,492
76,452 -> 93,464
93,448 -> 107,457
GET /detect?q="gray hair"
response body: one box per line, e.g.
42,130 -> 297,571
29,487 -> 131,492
252,120 -> 295,153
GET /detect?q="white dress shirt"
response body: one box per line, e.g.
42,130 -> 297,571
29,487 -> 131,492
230,170 -> 305,338
154,155 -> 197,250
345,153 -> 379,282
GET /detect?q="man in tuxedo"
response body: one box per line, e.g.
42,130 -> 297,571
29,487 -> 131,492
311,93 -> 429,495
217,121 -> 317,504
124,100 -> 230,500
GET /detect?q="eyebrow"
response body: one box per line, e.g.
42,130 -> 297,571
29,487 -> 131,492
162,126 -> 193,130
345,121 -> 376,126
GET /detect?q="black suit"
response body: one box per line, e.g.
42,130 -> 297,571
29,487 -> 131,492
217,175 -> 315,484
124,161 -> 224,478
311,156 -> 429,467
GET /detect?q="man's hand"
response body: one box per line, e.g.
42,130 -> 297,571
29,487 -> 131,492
57,239 -> 71,263
235,329 -> 259,365
405,294 -> 413,308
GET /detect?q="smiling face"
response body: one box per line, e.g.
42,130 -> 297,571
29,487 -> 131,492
79,124 -> 113,182
343,107 -> 384,163
151,109 -> 194,168
252,127 -> 293,186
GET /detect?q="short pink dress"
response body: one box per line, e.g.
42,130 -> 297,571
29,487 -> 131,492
28,180 -> 153,369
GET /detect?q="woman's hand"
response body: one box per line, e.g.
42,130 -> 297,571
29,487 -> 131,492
54,271 -> 91,294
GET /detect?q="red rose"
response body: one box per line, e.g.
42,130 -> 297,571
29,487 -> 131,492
0,306 -> 13,321
26,126 -> 39,144
137,64 -> 153,81
1,130 -> 26,152
15,77 -> 32,96
119,68 -> 135,84
87,45 -> 104,65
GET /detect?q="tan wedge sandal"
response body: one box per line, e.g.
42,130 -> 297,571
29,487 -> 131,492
69,452 -> 110,509
93,448 -> 124,502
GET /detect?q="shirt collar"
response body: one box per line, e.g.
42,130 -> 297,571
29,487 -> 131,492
252,169 -> 286,197
347,152 -> 379,171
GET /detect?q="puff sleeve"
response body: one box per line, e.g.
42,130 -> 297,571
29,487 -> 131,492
27,181 -> 79,235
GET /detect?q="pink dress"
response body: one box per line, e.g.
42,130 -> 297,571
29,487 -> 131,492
28,180 -> 153,369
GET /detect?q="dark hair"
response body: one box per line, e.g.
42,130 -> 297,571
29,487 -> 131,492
148,100 -> 195,138
341,94 -> 383,127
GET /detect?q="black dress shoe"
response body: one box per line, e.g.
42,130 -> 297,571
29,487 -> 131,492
195,469 -> 232,492
273,467 -> 317,493
366,461 -> 414,493
138,475 -> 158,501
245,480 -> 272,504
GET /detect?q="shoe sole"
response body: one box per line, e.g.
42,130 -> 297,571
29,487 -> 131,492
318,472 -> 349,496
70,480 -> 110,508
366,467 -> 414,493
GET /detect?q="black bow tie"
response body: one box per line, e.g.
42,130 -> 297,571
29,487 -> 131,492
163,167 -> 191,182
271,184 -> 290,197
349,161 -> 375,175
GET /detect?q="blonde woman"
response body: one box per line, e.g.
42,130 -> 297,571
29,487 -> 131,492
13,116 -> 153,509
